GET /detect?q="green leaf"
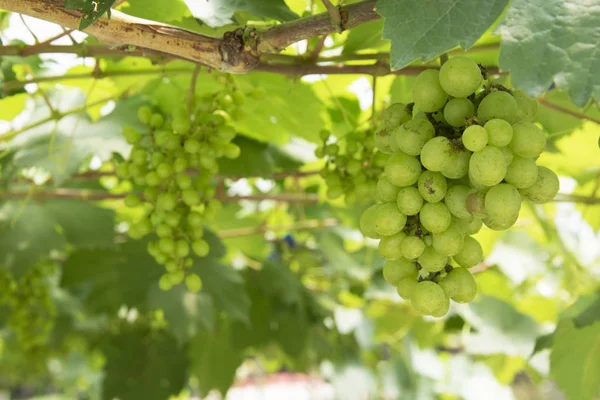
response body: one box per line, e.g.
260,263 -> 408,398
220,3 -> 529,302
120,0 -> 191,23
377,0 -> 509,70
573,293 -> 600,329
233,73 -> 325,144
497,0 -> 600,107
536,91 -> 600,135
459,296 -> 539,357
0,199 -> 114,276
148,284 -> 215,345
64,0 -> 118,30
190,319 -> 242,396
342,20 -> 388,54
187,0 -> 298,27
532,333 -> 553,355
0,93 -> 28,121
101,328 -> 188,400
191,261 -> 250,324
551,319 -> 600,400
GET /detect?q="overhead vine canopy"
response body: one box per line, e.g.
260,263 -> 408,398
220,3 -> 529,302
0,0 -> 599,399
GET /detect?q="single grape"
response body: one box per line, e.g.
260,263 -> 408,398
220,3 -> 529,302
418,247 -> 448,272
397,277 -> 418,299
452,236 -> 483,268
192,240 -> 210,257
469,146 -> 508,186
383,258 -> 418,285
137,106 -> 153,124
156,224 -> 172,238
420,136 -> 453,172
384,153 -> 422,187
374,127 -> 394,153
509,122 -> 546,158
130,147 -> 147,165
432,224 -> 465,256
465,190 -> 487,218
439,57 -> 482,98
360,204 -> 382,239
376,177 -> 400,203
484,119 -> 513,147
175,240 -> 190,258
441,147 -> 471,179
378,232 -> 407,260
400,235 -> 426,260
519,166 -> 559,203
397,187 -> 424,216
411,281 -> 449,316
413,69 -> 448,112
462,125 -> 488,152
122,126 -> 142,144
504,156 -> 538,189
477,91 -> 518,123
420,202 -> 451,233
346,159 -> 362,176
439,267 -> 477,303
418,170 -> 447,203
124,194 -> 141,208
394,118 -> 435,156
445,185 -> 473,219
444,98 -> 475,127
382,103 -> 412,128
156,163 -> 173,179
185,273 -> 202,293
484,183 -> 521,225
182,189 -> 201,206
374,203 -> 407,236
512,90 -> 538,122
482,213 -> 519,231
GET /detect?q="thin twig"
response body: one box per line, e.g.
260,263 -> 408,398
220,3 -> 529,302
308,35 -> 328,62
321,0 -> 343,32
552,193 -> 600,205
21,29 -> 74,56
187,64 -> 201,115
537,98 -> 600,125
19,14 -> 39,43
218,218 -> 338,238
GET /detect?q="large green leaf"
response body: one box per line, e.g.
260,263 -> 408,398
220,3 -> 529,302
377,0 -> 509,70
0,199 -> 115,276
551,319 -> 600,400
497,0 -> 600,107
101,328 -> 188,400
186,0 -> 298,27
459,296 -> 539,357
0,93 -> 27,121
342,20 -> 388,54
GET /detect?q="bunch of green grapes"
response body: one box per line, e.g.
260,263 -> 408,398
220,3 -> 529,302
315,128 -> 388,204
359,57 -> 560,317
0,264 -> 57,352
116,84 -> 246,292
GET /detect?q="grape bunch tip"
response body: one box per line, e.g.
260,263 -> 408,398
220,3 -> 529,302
350,56 -> 560,317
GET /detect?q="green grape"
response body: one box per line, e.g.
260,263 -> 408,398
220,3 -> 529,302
192,239 -> 210,257
165,259 -> 178,272
520,166 -> 560,204
379,231 -> 407,260
373,127 -> 393,152
122,126 -> 142,144
383,258 -> 418,285
397,187 -> 424,216
164,211 -> 181,227
432,224 -> 465,256
418,170 -> 447,203
156,163 -> 173,179
439,267 -> 477,303
382,103 -> 412,127
150,113 -> 164,128
443,98 -> 475,127
400,235 -> 426,259
173,157 -> 189,174
175,240 -> 190,258
413,69 -> 448,112
454,216 -> 482,235
124,194 -> 141,208
512,90 -> 538,122
159,274 -> 173,290
444,185 -> 473,219
484,183 -> 521,224
374,202 -> 407,236
157,192 -> 177,211
145,171 -> 161,187
484,119 -> 513,147
159,237 -> 175,254
137,106 -> 153,124
115,162 -> 130,179
477,91 -> 519,123
185,273 -> 203,292
182,189 -> 201,206
150,152 -> 165,168
465,189 -> 487,217
222,143 -> 241,159
439,57 -> 482,98
156,224 -> 173,238
509,122 -> 546,158
184,138 -> 201,154
130,147 -> 147,165
394,118 -> 435,156
504,156 -> 538,189
396,277 -> 418,299
176,174 -> 193,190
419,202 -> 451,233
327,185 -> 344,199
325,143 -> 339,156
482,213 -> 519,231
418,246 -> 448,272
169,270 -> 185,285
376,177 -> 400,203
499,145 -> 514,165
360,204 -> 382,239
172,117 -> 190,134
411,281 -> 449,316
384,153 -> 422,187
420,136 -> 453,172
452,236 -> 483,268
462,125 -> 488,152
346,159 -> 362,176
469,146 -> 507,186
442,147 -> 471,179
319,129 -> 330,141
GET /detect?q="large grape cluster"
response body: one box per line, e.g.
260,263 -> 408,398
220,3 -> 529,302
360,57 -> 560,317
117,85 -> 245,292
